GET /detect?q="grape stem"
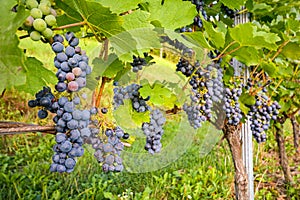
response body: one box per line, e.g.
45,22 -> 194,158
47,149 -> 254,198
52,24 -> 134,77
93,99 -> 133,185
95,77 -> 107,108
53,21 -> 87,30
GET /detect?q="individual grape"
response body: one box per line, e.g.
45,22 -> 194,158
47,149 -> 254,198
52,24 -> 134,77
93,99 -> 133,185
38,3 -> 51,15
101,108 -> 108,114
52,42 -> 64,53
122,133 -> 129,140
76,77 -> 86,88
53,34 -> 64,43
72,96 -> 80,105
30,31 -> 41,41
66,72 -> 75,81
38,109 -> 48,119
49,163 -> 58,172
42,28 -> 53,39
65,158 -> 76,169
44,14 -> 56,27
69,37 -> 79,47
55,82 -> 67,92
58,97 -> 68,107
56,164 -> 66,173
67,81 -> 79,92
81,110 -> 90,121
33,18 -> 47,32
64,102 -> 74,113
67,119 -> 78,130
55,133 -> 66,143
56,53 -> 68,62
72,110 -> 82,120
65,32 -> 75,41
24,16 -> 34,27
28,100 -> 37,107
65,46 -> 75,57
52,154 -> 60,163
39,97 -> 51,107
80,128 -> 91,138
60,62 -> 70,72
60,140 -> 72,153
62,112 -> 72,121
72,67 -> 82,77
26,0 -> 39,9
30,8 -> 43,19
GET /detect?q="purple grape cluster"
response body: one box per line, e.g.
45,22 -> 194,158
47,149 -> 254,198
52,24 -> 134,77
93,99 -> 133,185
223,87 -> 243,126
179,62 -> 224,128
113,83 -> 150,113
142,109 -> 166,154
176,58 -> 196,77
221,4 -> 235,18
51,32 -> 92,93
246,82 -> 281,143
49,96 -> 97,173
92,127 -> 126,172
28,86 -> 56,119
130,53 -> 148,73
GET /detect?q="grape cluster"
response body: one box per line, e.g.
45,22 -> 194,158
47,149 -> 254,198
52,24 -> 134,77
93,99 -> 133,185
245,81 -> 280,143
92,127 -> 126,172
223,87 -> 243,126
142,109 -> 166,154
51,32 -> 92,93
160,36 -> 193,57
177,60 -> 224,128
113,83 -> 149,112
221,4 -> 235,18
176,58 -> 196,77
180,27 -> 193,33
206,64 -> 224,103
130,54 -> 147,73
23,0 -> 57,41
28,86 -> 56,119
49,96 -> 97,173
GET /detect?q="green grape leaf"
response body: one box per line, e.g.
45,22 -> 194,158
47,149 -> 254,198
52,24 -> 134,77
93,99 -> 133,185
139,81 -> 177,109
239,92 -> 256,106
56,0 -> 124,37
231,46 -> 260,66
281,42 -> 300,60
261,61 -> 278,78
92,54 -> 124,78
0,2 -> 29,92
113,100 -> 150,130
148,0 -> 197,30
16,58 -> 57,95
202,20 -> 226,49
184,32 -> 213,49
223,65 -> 234,85
94,0 -> 142,14
229,23 -> 281,50
250,3 -> 273,14
279,99 -> 292,112
122,10 -> 154,30
220,0 -> 247,9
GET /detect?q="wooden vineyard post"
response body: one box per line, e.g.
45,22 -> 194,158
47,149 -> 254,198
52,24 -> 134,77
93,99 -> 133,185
233,9 -> 254,200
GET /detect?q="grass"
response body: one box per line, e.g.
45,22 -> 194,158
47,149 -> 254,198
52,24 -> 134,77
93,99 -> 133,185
0,33 -> 299,199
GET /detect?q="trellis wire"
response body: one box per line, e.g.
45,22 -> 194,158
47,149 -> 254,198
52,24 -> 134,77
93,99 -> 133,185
233,9 -> 254,200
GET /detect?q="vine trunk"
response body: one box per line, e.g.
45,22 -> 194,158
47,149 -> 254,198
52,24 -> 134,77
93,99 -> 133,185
223,123 -> 249,200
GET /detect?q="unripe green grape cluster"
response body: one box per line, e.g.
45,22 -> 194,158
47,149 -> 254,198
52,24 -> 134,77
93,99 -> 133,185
23,0 -> 57,41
